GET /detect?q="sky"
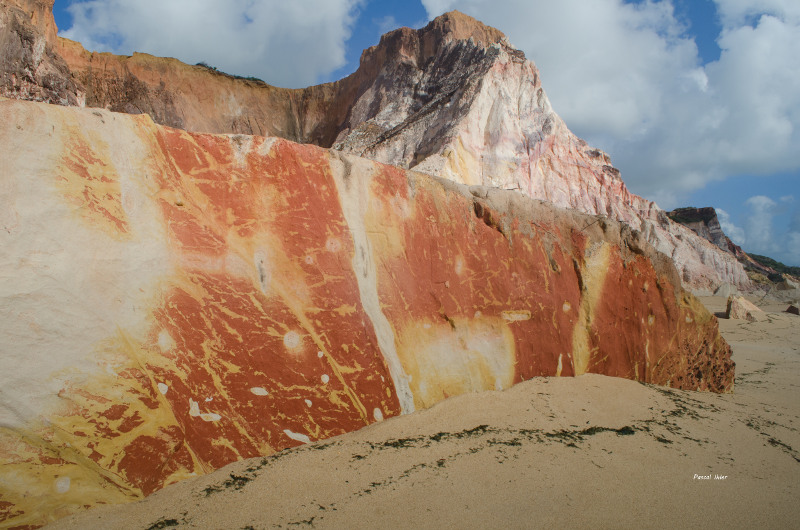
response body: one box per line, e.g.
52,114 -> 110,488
52,0 -> 800,266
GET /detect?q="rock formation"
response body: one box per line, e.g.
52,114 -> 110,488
0,3 -> 743,527
667,206 -> 783,281
1,3 -> 749,291
667,207 -> 744,258
0,0 -> 81,104
0,98 -> 733,527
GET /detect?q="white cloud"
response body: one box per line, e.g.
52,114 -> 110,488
420,0 -> 800,209
740,194 -> 799,265
714,0 -> 800,26
60,0 -> 363,88
716,208 -> 746,245
375,15 -> 399,34
782,204 -> 800,265
787,232 -> 800,265
743,195 -> 778,254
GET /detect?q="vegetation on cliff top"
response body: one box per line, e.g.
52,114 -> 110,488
747,254 -> 800,278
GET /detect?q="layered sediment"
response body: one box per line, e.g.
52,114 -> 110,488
0,99 -> 733,527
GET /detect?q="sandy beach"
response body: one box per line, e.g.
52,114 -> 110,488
48,296 -> 799,529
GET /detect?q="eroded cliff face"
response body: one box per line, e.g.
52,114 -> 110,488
667,207 -> 744,257
323,13 -> 750,291
0,0 -> 81,104
0,4 -> 750,290
0,98 -> 733,527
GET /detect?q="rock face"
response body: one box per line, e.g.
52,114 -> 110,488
667,207 -> 744,258
0,98 -> 733,527
0,0 -> 81,104
0,4 -> 750,291
667,206 -> 780,280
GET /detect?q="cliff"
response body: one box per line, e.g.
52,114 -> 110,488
0,98 -> 733,527
667,207 -> 745,258
0,0 -> 81,104
1,4 -> 750,290
667,206 -> 784,281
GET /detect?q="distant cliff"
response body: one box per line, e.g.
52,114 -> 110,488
666,206 -> 789,282
667,207 -> 746,258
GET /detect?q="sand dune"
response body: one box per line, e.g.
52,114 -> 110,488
48,296 -> 799,529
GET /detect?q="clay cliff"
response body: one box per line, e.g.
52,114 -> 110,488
2,4 -> 750,291
0,98 -> 733,528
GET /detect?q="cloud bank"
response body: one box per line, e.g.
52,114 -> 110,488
421,0 -> 800,211
60,0 -> 363,88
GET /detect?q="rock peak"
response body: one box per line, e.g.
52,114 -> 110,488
422,10 -> 508,48
357,10 -> 512,83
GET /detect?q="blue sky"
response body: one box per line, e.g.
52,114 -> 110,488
53,0 -> 799,265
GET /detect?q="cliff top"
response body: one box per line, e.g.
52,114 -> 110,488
421,10 -> 508,48
358,10 -> 511,72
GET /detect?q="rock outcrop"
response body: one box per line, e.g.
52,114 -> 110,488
323,16 -> 751,291
667,206 -> 782,281
0,98 -> 733,527
667,207 -> 745,258
0,4 -> 750,291
0,0 -> 81,104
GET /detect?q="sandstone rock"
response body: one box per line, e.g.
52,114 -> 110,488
726,296 -> 766,322
323,14 -> 751,292
0,0 -> 81,104
0,98 -> 733,527
777,277 -> 800,291
786,305 -> 799,316
0,4 -> 750,291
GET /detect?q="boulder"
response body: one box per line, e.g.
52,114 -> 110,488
777,277 -> 800,291
726,296 -> 767,322
786,305 -> 800,316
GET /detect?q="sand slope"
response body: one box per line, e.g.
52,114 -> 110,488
48,297 -> 799,529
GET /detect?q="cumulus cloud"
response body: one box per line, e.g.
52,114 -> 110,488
375,15 -> 399,34
716,208 -> 746,245
714,0 -> 800,26
60,0 -> 363,88
743,195 -> 778,254
737,194 -> 800,264
420,0 -> 800,209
